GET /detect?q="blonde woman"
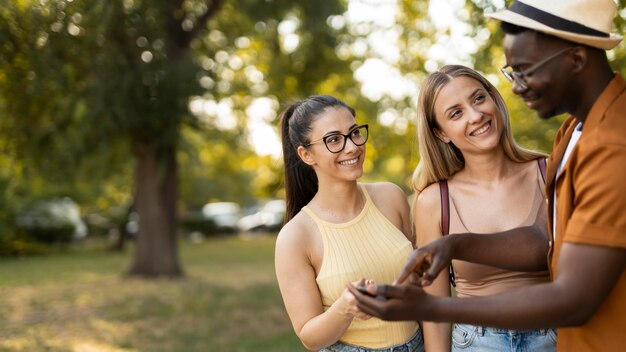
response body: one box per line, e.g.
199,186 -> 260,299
411,65 -> 555,352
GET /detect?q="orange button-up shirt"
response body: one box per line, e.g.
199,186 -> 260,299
546,74 -> 626,351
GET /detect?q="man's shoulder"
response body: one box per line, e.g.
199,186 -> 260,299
594,74 -> 626,128
584,96 -> 626,148
581,78 -> 626,148
603,91 -> 626,131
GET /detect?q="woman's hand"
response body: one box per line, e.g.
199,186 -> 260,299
336,278 -> 374,320
347,282 -> 433,322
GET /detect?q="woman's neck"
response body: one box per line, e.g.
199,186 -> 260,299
457,147 -> 517,184
311,180 -> 363,219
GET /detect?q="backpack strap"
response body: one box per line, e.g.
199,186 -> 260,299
439,180 -> 450,236
538,157 -> 547,183
438,180 -> 455,286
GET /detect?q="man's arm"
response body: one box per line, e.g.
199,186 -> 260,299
396,226 -> 549,285
352,242 -> 625,330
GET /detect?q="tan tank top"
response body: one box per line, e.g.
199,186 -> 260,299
303,184 -> 418,348
449,166 -> 551,298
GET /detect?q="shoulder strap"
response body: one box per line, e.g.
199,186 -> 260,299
438,180 -> 456,286
439,180 -> 450,236
358,183 -> 372,206
301,206 -> 324,225
537,157 -> 547,183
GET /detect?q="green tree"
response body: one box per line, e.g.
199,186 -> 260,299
0,1 -> 354,275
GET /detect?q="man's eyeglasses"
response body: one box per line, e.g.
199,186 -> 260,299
305,124 -> 369,153
500,46 -> 577,90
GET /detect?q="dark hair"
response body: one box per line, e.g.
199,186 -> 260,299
280,95 -> 355,222
501,21 -> 528,35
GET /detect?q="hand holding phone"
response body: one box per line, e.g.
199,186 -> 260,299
356,285 -> 388,300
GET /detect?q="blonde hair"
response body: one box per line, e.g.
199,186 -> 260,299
412,65 -> 546,193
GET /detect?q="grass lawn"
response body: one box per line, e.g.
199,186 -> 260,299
0,234 -> 305,352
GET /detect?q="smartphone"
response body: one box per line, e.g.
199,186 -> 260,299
356,286 -> 387,300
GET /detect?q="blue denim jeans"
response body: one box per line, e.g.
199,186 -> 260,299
451,324 -> 556,352
320,329 -> 424,352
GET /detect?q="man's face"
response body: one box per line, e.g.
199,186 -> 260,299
503,30 -> 573,119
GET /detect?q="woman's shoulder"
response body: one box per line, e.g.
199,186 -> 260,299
363,182 -> 409,217
276,210 -> 316,251
414,182 -> 444,243
518,156 -> 546,167
364,182 -> 409,209
518,158 -> 545,178
363,181 -> 405,198
414,182 -> 442,212
363,182 -> 413,241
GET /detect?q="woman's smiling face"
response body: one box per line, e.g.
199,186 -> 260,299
303,106 -> 366,181
433,76 -> 504,155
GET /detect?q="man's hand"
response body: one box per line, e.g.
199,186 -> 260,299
395,236 -> 453,286
346,283 -> 434,321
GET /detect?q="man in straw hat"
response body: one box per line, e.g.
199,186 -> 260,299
348,1 -> 626,350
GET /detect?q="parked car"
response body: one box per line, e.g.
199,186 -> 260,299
200,202 -> 241,233
15,197 -> 87,243
238,200 -> 285,233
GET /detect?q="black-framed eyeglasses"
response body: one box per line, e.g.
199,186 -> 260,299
500,46 -> 577,90
305,124 -> 369,153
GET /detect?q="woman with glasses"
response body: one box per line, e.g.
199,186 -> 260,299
275,95 -> 423,351
412,65 -> 555,352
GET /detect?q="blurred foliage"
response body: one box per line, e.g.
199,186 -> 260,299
0,236 -> 49,257
0,1 -> 137,251
1,0 -> 625,258
0,0 -> 356,260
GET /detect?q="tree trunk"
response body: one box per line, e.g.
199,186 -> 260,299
127,141 -> 183,278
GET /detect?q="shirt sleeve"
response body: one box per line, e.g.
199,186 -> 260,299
564,142 -> 626,249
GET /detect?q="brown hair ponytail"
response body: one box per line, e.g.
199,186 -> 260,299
279,95 -> 355,222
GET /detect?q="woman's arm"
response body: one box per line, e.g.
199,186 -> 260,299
414,185 -> 451,352
275,221 -> 366,350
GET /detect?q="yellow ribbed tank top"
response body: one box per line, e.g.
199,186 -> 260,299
303,184 -> 419,348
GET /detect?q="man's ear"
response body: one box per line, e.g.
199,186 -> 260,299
297,145 -> 316,166
433,128 -> 451,143
570,46 -> 588,73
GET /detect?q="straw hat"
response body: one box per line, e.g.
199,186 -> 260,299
486,0 -> 623,50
